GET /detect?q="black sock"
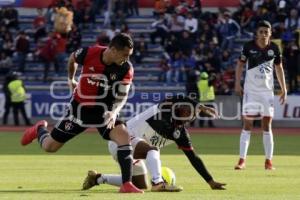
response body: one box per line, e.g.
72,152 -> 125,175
117,144 -> 133,183
37,126 -> 49,147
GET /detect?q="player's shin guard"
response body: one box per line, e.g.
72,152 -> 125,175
117,144 -> 133,183
37,126 -> 50,147
146,150 -> 164,184
239,130 -> 251,159
263,131 -> 273,160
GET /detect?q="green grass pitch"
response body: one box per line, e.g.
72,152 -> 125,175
0,131 -> 300,200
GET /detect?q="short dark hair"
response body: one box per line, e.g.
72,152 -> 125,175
109,33 -> 134,50
256,20 -> 272,29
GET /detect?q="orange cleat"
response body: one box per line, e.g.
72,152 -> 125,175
265,159 -> 275,170
119,182 -> 144,193
21,120 -> 48,146
234,158 -> 246,170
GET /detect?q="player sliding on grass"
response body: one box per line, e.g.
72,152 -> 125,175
21,33 -> 143,193
234,20 -> 287,170
82,95 -> 226,191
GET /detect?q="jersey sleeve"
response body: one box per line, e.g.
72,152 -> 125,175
174,127 -> 193,151
239,43 -> 249,62
73,47 -> 88,65
122,64 -> 134,85
273,43 -> 282,65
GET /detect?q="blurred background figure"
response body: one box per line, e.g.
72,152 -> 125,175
6,72 -> 31,126
197,72 -> 216,128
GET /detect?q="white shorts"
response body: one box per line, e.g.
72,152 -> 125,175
242,91 -> 274,117
108,137 -> 147,176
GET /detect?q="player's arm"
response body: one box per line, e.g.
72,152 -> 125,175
274,46 -> 287,105
104,84 -> 131,129
235,43 -> 248,96
67,47 -> 88,91
105,65 -> 134,129
181,149 -> 226,190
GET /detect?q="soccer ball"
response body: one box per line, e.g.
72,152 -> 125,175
161,166 -> 176,186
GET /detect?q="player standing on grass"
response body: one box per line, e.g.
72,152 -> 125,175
82,95 -> 226,191
234,20 -> 287,170
21,33 -> 143,193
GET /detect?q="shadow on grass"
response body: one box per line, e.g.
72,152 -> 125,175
0,189 -> 118,194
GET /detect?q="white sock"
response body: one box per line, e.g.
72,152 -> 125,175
146,150 -> 164,184
239,130 -> 251,159
263,131 -> 274,160
97,174 -> 122,187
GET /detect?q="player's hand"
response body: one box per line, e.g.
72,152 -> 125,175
68,78 -> 78,91
200,106 -> 219,119
103,111 -> 117,129
279,90 -> 287,105
235,84 -> 243,96
208,180 -> 226,190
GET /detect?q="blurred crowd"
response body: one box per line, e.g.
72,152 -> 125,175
0,0 -> 299,94
153,0 -> 300,94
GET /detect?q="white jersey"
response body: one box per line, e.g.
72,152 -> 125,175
126,105 -> 174,148
240,40 -> 282,93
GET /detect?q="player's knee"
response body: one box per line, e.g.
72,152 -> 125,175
42,143 -> 59,153
110,124 -> 130,145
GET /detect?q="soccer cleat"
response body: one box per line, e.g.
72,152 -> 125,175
119,182 -> 144,193
234,158 -> 246,170
265,159 -> 275,170
82,170 -> 101,190
21,120 -> 48,146
151,182 -> 183,192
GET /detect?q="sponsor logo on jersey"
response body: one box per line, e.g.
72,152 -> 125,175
64,121 -> 73,131
267,49 -> 274,57
173,129 -> 181,139
110,73 -> 117,80
89,66 -> 95,72
249,50 -> 257,54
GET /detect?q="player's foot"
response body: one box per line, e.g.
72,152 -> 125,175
151,182 -> 183,192
82,170 -> 101,190
234,158 -> 246,170
265,159 -> 275,170
21,120 -> 48,146
119,182 -> 144,193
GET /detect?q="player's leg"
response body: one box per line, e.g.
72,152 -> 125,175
261,92 -> 275,170
134,140 -> 183,192
235,93 -> 257,170
262,116 -> 275,170
106,124 -> 143,193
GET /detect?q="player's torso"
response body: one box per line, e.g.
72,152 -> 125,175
244,41 -> 277,93
74,46 -> 130,104
126,105 -> 176,148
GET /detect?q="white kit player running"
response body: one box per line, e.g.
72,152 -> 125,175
82,95 -> 226,191
234,20 -> 287,170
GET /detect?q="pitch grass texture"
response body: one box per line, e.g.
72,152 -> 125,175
0,132 -> 300,200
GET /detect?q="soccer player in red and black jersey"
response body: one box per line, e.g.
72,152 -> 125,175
21,33 -> 143,193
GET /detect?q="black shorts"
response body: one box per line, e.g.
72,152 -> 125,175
50,100 -> 125,143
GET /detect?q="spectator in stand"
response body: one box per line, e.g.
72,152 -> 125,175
97,31 -> 110,46
284,40 -> 299,93
158,56 -> 170,82
240,5 -> 255,35
164,0 -> 175,15
153,0 -> 166,17
66,25 -> 81,53
83,5 -> 96,30
120,23 -> 131,35
165,34 -> 180,56
166,51 -> 184,83
1,7 -> 18,30
14,31 -> 30,73
106,22 -> 120,41
150,12 -> 170,45
169,13 -> 185,39
220,49 -> 235,70
33,8 -> 47,43
217,11 -> 241,50
284,8 -> 300,32
36,32 -> 57,82
2,32 -> 14,56
0,52 -> 12,75
128,0 -> 139,16
184,12 -> 198,38
179,31 -> 194,56
54,32 -> 67,76
134,33 -> 148,64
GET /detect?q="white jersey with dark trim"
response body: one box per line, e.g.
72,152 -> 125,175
239,40 -> 282,93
